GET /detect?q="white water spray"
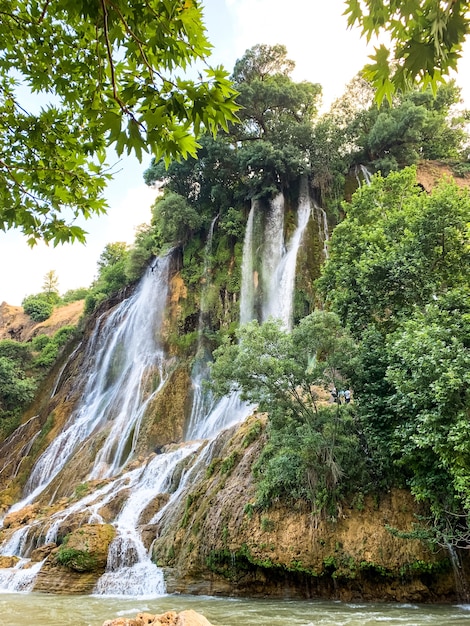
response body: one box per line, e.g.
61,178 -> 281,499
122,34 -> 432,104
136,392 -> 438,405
12,259 -> 170,511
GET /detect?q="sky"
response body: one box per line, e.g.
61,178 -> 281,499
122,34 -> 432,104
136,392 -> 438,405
1,0 -> 469,306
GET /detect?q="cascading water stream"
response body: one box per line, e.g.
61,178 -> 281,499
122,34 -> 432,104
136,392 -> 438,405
88,257 -> 170,480
187,181 -> 314,440
355,164 -> 372,187
261,192 -> 286,322
93,444 -> 199,596
186,215 -> 220,438
9,258 -> 171,512
446,542 -> 470,602
0,182 -> 320,596
239,200 -> 256,325
315,200 -> 329,260
266,179 -> 312,328
240,179 -> 313,328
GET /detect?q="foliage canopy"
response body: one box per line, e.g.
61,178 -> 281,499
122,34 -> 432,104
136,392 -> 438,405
0,0 -> 239,244
345,0 -> 470,103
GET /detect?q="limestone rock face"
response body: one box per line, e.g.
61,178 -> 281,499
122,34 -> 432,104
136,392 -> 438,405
151,416 -> 466,603
32,523 -> 115,594
102,609 -> 214,626
0,555 -> 19,568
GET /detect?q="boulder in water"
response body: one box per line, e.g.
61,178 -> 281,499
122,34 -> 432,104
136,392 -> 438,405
102,609 -> 214,626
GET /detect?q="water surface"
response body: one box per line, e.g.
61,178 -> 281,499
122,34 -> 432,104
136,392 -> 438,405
0,593 -> 469,626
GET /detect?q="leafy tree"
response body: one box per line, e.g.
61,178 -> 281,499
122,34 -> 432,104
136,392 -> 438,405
386,290 -> 470,516
151,191 -> 204,246
84,241 -> 130,313
97,242 -> 128,272
318,167 -> 470,335
125,224 -> 159,282
0,346 -> 37,437
0,0 -> 239,245
230,44 -> 320,146
356,83 -> 468,174
345,0 -> 470,102
0,357 -> 36,414
231,43 -> 295,84
145,133 -> 242,214
32,325 -> 76,368
210,314 -> 363,515
211,313 -> 356,424
0,340 -> 32,367
61,287 -> 89,303
22,293 -> 54,322
317,165 -> 470,542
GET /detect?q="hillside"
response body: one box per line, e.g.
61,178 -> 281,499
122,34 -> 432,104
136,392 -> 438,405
0,300 -> 84,342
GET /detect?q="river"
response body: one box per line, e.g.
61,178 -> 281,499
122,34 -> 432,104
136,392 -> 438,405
1,593 -> 469,626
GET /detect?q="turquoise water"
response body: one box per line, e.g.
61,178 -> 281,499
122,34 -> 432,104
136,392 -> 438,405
0,593 -> 469,626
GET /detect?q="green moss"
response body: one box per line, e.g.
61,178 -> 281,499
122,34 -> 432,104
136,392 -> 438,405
260,517 -> 275,532
205,458 -> 221,478
55,547 -> 97,572
242,419 -> 262,448
244,502 -> 255,519
181,494 -> 196,529
220,450 -> 241,475
399,559 -> 450,579
73,482 -> 90,499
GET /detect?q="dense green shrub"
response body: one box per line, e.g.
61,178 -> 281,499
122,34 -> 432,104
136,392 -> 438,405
61,287 -> 89,303
22,293 -> 53,322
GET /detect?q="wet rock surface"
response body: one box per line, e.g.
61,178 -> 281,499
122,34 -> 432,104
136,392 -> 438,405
102,609 -> 214,626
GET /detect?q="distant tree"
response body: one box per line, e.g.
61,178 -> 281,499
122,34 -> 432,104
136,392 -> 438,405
125,223 -> 158,281
231,44 -> 321,143
84,241 -> 130,313
42,270 -> 60,304
97,242 -> 129,272
151,191 -> 204,246
0,356 -> 36,415
357,83 -> 468,174
61,288 -> 89,303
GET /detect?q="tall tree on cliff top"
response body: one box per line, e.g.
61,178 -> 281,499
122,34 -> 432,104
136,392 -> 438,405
0,0 -> 239,245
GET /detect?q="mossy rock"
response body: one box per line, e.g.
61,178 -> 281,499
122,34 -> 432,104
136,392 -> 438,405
56,523 -> 115,572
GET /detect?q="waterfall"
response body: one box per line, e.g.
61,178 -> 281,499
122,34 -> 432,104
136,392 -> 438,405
188,182 -> 313,439
185,215 -> 220,438
447,543 -> 470,602
88,256 -> 170,480
355,164 -> 372,187
265,179 -> 311,328
93,445 -> 198,596
261,192 -> 286,322
0,181 -> 314,597
314,201 -> 329,260
11,258 -> 171,511
240,180 -> 312,329
239,201 -> 256,325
